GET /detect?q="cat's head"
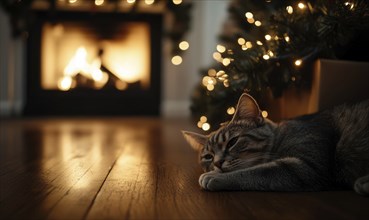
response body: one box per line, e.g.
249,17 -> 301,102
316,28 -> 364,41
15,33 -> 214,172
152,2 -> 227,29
182,93 -> 276,172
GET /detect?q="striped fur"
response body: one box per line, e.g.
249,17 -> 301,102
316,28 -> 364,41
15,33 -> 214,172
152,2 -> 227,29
183,93 -> 369,195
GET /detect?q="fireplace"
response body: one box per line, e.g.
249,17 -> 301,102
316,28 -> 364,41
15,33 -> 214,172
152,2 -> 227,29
24,11 -> 162,115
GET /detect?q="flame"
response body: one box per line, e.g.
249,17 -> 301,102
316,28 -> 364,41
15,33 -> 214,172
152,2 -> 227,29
59,46 -> 110,91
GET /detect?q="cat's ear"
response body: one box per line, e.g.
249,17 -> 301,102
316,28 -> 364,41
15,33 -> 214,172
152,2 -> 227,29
232,93 -> 262,122
182,131 -> 207,151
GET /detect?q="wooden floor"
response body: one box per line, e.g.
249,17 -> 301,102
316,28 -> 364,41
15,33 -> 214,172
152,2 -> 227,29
1,117 -> 368,220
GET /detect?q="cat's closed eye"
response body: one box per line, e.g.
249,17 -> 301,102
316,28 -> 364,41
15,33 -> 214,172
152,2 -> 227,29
202,154 -> 213,161
227,137 -> 238,149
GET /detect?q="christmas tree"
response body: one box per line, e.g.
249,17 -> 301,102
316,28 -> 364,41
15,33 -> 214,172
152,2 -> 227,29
191,0 -> 369,132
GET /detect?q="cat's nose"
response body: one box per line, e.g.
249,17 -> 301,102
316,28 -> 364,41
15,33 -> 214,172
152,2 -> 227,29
214,159 -> 225,169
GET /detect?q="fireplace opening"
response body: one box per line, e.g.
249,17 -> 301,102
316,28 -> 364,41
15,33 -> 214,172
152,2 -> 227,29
25,11 -> 162,116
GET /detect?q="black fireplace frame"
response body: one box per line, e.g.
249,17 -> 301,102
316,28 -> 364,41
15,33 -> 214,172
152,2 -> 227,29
24,11 -> 162,116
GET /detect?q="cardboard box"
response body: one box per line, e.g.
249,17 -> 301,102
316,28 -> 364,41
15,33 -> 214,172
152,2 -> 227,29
266,59 -> 369,121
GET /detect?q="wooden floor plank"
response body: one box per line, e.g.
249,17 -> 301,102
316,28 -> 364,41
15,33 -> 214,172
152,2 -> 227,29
1,118 -> 368,220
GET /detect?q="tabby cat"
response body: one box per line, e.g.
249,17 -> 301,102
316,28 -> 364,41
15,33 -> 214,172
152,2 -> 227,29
183,93 -> 369,195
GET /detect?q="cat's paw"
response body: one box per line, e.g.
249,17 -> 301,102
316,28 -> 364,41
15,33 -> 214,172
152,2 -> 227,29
354,175 -> 369,196
199,171 -> 228,191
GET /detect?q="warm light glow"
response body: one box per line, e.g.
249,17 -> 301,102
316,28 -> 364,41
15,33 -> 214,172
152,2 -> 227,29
298,2 -> 306,9
127,0 -> 136,4
208,69 -> 216,77
69,0 -> 77,3
63,47 -> 90,77
247,18 -> 255,24
171,55 -> 183,65
179,41 -> 189,50
274,36 -> 279,40
200,116 -> 207,122
223,80 -> 229,88
284,35 -> 290,42
262,110 -> 268,118
238,38 -> 246,45
202,76 -> 216,87
217,44 -> 226,53
295,59 -> 302,66
245,12 -> 253,19
42,22 -> 150,90
245,41 -> 253,48
227,107 -> 235,115
95,0 -> 104,6
58,76 -> 72,91
213,52 -> 222,61
206,84 -> 215,91
263,55 -> 270,60
265,34 -> 272,41
202,123 -> 210,131
172,0 -> 182,5
115,80 -> 128,90
256,41 -> 263,46
268,51 -> 274,57
145,0 -> 155,5
241,45 -> 248,50
216,70 -> 225,77
255,21 -> 262,26
222,58 -> 231,66
344,2 -> 354,10
286,6 -> 293,14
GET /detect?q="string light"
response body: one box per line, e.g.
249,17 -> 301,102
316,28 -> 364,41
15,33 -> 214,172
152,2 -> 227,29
344,2 -> 354,10
202,76 -> 217,92
127,0 -> 136,4
238,38 -> 246,45
179,41 -> 189,50
286,6 -> 293,14
213,52 -> 222,61
247,18 -> 255,24
222,58 -> 231,66
298,2 -> 306,9
171,55 -> 182,65
246,41 -> 253,48
223,80 -> 230,87
245,12 -> 253,19
69,0 -> 77,3
295,59 -> 302,66
227,107 -> 235,115
202,123 -> 211,131
217,44 -> 226,53
255,21 -> 262,26
198,116 -> 211,131
265,34 -> 272,41
208,69 -> 216,77
262,111 -> 268,118
241,45 -> 248,50
95,0 -> 104,6
145,0 -> 155,5
256,41 -> 263,45
284,35 -> 290,42
172,0 -> 182,5
263,54 -> 270,60
216,70 -> 225,77
200,116 -> 207,122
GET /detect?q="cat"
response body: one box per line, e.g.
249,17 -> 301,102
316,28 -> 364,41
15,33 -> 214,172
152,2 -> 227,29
182,93 -> 369,195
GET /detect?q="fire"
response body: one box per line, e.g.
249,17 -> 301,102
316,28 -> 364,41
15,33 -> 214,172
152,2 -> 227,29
58,46 -> 127,91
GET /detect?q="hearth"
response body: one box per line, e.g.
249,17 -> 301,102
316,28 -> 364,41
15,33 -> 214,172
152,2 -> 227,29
24,11 -> 162,115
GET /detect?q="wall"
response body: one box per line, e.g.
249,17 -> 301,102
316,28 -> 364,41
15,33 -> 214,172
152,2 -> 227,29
0,9 -> 25,116
0,1 -> 228,117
